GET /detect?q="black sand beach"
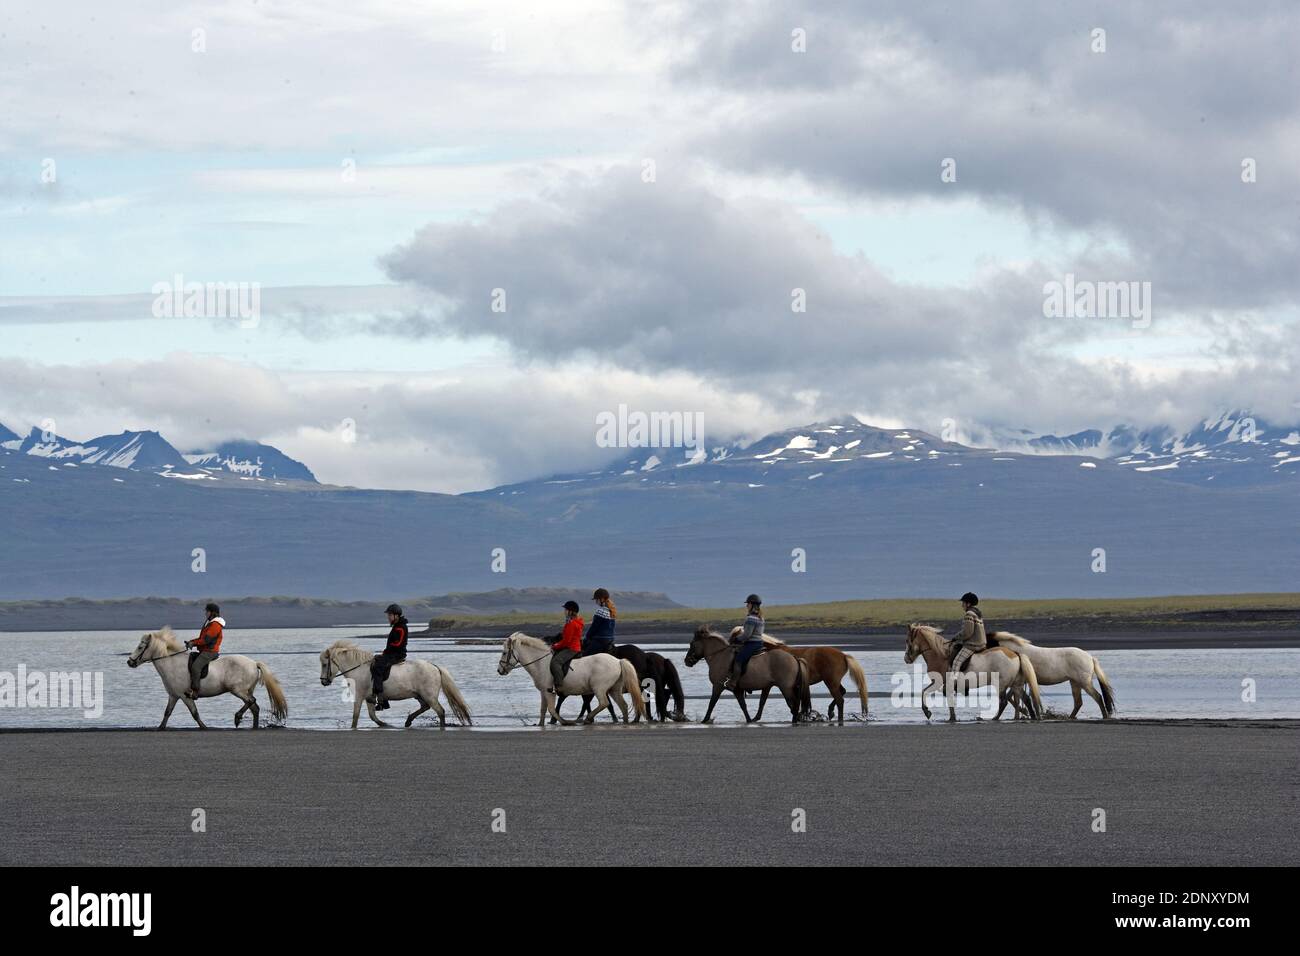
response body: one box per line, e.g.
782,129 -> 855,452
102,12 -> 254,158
2,721 -> 1295,866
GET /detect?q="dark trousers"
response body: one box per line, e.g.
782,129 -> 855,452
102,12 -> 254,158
188,651 -> 217,693
371,651 -> 405,696
550,648 -> 577,690
730,640 -> 763,682
582,638 -> 613,656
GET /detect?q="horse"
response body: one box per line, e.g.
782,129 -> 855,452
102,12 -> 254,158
560,644 -> 687,722
685,627 -> 810,724
742,630 -> 869,724
319,640 -> 471,729
984,632 -> 1116,718
127,628 -> 288,730
904,624 -> 1043,722
498,633 -> 646,726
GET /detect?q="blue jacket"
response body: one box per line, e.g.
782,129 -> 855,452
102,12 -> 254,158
583,605 -> 616,652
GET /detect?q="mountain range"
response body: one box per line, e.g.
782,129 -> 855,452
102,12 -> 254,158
0,411 -> 1295,604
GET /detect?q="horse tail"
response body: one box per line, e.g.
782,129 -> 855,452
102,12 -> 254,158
437,666 -> 473,726
621,658 -> 647,720
795,658 -> 810,717
1092,657 -> 1117,716
662,659 -> 686,711
1016,653 -> 1043,719
844,652 -> 869,715
256,662 -> 289,721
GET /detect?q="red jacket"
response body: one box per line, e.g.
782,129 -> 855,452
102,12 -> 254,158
553,617 -> 583,653
194,617 -> 224,654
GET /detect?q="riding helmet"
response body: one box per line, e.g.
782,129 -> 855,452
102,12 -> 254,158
960,592 -> 979,606
205,601 -> 220,614
745,593 -> 762,607
385,603 -> 404,616
592,587 -> 610,601
563,600 -> 581,613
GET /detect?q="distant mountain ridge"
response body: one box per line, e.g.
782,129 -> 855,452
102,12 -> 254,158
0,421 -> 315,483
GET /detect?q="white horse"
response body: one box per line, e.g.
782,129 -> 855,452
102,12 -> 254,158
987,632 -> 1116,719
319,639 -> 471,729
127,628 -> 288,729
497,632 -> 646,726
905,624 -> 1043,722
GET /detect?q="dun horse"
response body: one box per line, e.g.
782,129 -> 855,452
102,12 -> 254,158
743,631 -> 869,724
685,627 -> 810,724
904,624 -> 1043,722
127,628 -> 288,729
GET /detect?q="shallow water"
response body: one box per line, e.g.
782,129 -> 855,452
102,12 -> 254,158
1,628 -> 1296,730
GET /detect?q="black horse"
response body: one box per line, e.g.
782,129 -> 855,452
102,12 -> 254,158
555,643 -> 687,722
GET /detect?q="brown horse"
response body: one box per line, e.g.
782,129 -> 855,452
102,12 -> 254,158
743,631 -> 868,724
685,627 -> 810,724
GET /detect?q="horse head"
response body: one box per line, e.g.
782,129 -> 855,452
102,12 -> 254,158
684,626 -> 718,667
903,623 -> 923,664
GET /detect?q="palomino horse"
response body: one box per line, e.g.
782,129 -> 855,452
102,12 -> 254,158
319,640 -> 471,729
685,627 -> 810,724
742,630 -> 869,724
904,624 -> 1043,722
498,633 -> 646,726
986,632 -> 1116,719
560,644 -> 688,723
127,628 -> 288,729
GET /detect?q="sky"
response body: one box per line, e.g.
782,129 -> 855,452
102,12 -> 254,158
1,0 -> 1297,492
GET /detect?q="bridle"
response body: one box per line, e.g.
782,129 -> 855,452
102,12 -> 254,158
499,637 -> 553,673
128,637 -> 190,668
685,634 -> 734,666
322,652 -> 373,684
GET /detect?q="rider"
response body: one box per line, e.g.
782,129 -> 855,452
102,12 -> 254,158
184,601 -> 224,699
546,600 -> 584,693
948,591 -> 987,675
582,587 -> 617,656
724,594 -> 765,691
371,603 -> 408,711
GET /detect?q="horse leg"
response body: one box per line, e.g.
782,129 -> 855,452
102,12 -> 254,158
918,676 -> 934,720
613,688 -> 630,724
158,695 -> 178,730
367,697 -> 390,728
586,690 -> 610,724
1081,681 -> 1107,718
405,696 -> 431,728
180,695 -> 207,730
1070,683 -> 1083,719
754,687 -> 770,721
538,693 -> 548,727
701,684 -> 723,724
829,679 -> 845,724
735,688 -> 754,723
351,692 -> 363,729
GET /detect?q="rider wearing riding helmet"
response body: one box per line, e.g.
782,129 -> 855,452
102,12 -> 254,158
948,592 -> 988,674
582,587 -> 617,656
546,600 -> 584,693
724,594 -> 766,691
184,601 -> 224,699
370,603 -> 408,711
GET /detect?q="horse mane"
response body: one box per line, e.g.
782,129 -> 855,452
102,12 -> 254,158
909,623 -> 948,652
693,626 -> 726,642
153,627 -> 184,652
509,632 -> 548,649
761,634 -> 786,647
325,638 -> 363,655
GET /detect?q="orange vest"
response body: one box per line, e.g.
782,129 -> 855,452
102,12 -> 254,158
195,618 -> 224,654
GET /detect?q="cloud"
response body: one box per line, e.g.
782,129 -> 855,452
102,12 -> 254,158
652,0 -> 1300,313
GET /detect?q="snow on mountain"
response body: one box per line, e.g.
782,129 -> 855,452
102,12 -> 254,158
1,423 -> 315,482
1012,411 -> 1300,485
184,440 -> 317,482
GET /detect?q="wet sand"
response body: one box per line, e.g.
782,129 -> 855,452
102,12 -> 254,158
1,720 -> 1295,866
